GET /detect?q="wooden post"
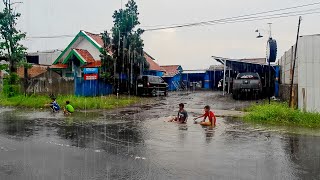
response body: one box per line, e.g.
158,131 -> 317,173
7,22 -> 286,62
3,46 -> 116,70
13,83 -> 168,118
289,16 -> 302,108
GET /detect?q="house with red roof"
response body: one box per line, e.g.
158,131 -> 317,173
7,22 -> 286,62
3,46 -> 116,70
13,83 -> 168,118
50,30 -> 111,96
51,31 -> 104,74
143,52 -> 164,77
51,30 -> 161,96
160,65 -> 183,91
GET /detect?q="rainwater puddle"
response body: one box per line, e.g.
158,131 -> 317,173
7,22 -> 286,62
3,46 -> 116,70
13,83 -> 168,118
0,92 -> 319,180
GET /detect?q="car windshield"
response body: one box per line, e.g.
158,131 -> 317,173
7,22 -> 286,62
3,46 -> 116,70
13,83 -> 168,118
237,73 -> 259,79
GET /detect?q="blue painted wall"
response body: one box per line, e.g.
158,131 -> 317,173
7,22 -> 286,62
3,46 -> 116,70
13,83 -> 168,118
164,74 -> 182,91
181,71 -> 223,90
75,78 -> 113,96
182,73 -> 206,88
205,71 -> 223,89
75,77 -> 98,96
143,70 -> 164,77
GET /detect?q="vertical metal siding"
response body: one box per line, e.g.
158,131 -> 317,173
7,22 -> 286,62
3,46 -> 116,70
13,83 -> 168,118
278,46 -> 299,85
298,35 -> 320,112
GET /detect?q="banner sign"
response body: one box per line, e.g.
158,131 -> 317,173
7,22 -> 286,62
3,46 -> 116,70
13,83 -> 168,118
84,74 -> 98,80
83,68 -> 98,74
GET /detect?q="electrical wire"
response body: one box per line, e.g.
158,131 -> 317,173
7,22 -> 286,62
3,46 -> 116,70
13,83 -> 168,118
144,8 -> 320,31
25,1 -> 320,38
141,1 -> 320,29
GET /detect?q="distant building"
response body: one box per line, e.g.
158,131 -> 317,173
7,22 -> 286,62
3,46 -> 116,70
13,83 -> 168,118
27,50 -> 63,65
160,65 -> 183,91
50,30 -> 157,96
143,52 -> 164,77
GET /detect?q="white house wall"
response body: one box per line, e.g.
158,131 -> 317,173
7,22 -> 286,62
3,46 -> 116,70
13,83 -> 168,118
76,38 -> 101,60
297,35 -> 320,112
60,36 -> 84,62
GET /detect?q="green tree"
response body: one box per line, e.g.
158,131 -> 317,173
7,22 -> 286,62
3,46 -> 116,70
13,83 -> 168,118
0,0 -> 29,97
0,0 -> 28,73
100,30 -> 115,83
108,0 -> 149,93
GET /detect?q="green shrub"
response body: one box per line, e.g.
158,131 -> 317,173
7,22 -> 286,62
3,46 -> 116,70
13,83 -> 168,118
244,102 -> 320,128
2,73 -> 21,97
0,94 -> 142,110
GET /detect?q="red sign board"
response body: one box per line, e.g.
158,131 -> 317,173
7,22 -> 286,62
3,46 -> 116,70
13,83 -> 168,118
84,74 -> 98,80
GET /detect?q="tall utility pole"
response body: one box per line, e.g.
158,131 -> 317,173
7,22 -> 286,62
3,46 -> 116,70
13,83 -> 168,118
289,16 -> 302,108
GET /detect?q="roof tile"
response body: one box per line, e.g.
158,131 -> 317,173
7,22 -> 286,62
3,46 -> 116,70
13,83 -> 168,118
160,65 -> 181,77
74,49 -> 95,63
82,61 -> 102,68
84,31 -> 104,47
18,65 -> 49,78
50,64 -> 68,69
144,53 -> 163,71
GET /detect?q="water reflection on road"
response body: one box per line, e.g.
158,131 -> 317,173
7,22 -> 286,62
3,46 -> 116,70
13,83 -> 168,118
0,92 -> 319,180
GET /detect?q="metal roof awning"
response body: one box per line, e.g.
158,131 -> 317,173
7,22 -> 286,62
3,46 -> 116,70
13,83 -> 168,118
213,56 -> 277,67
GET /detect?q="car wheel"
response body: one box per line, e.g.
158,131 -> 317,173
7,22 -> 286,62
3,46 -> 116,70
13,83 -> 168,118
232,91 -> 238,100
233,93 -> 238,100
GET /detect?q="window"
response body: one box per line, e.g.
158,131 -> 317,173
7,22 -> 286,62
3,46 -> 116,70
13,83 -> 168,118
237,73 -> 259,80
26,55 -> 39,64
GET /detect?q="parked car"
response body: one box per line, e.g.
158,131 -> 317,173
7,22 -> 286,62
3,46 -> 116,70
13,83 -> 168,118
217,77 -> 233,91
232,72 -> 262,99
137,75 -> 168,96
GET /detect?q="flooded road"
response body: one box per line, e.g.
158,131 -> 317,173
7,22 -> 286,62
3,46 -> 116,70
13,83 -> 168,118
0,92 -> 319,180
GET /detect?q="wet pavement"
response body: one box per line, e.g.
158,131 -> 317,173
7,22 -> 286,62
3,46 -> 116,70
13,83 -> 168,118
0,91 -> 319,180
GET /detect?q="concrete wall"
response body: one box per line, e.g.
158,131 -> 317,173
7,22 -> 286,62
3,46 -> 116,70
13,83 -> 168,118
297,35 -> 320,112
21,71 -> 74,95
279,84 -> 298,107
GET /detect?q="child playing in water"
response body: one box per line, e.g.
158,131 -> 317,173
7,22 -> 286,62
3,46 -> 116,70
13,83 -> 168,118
44,97 -> 60,113
63,101 -> 74,115
194,105 -> 217,126
168,103 -> 188,124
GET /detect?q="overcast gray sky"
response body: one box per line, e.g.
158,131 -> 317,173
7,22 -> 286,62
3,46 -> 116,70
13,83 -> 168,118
7,0 -> 320,69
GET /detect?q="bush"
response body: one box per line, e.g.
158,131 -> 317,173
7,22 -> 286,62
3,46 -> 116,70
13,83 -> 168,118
2,73 -> 21,97
244,102 -> 320,128
0,94 -> 142,110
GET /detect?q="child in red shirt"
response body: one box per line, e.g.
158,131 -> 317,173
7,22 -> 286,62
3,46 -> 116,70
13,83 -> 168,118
194,105 -> 217,126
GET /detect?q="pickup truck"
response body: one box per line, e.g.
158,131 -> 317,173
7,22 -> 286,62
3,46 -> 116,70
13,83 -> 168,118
232,72 -> 262,99
137,75 -> 168,96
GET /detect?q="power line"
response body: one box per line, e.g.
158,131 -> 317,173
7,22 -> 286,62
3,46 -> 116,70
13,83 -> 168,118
26,35 -> 75,39
204,10 -> 320,26
25,1 -> 320,38
143,1 -> 320,30
203,8 -> 320,26
143,10 -> 320,31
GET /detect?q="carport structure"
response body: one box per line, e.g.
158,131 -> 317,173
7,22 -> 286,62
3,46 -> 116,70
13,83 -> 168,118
213,57 -> 280,97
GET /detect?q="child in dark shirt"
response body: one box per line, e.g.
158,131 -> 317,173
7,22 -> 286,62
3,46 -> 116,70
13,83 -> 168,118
44,97 -> 60,112
168,103 -> 188,123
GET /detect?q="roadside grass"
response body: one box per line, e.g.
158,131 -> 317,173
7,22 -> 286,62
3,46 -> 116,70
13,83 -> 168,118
0,94 -> 143,110
244,102 -> 320,128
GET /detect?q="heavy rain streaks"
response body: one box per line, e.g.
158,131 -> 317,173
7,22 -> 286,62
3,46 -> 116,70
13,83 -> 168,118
0,92 -> 319,179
